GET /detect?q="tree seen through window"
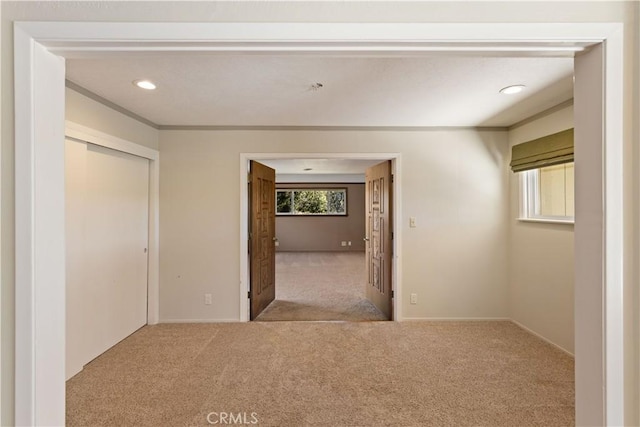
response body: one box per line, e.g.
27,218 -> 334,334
276,189 -> 347,215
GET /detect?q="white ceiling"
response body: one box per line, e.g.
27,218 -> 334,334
66,55 -> 574,128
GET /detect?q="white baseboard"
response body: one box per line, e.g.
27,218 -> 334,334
510,319 -> 574,357
159,318 -> 240,324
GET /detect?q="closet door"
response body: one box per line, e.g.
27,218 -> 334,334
66,139 -> 150,378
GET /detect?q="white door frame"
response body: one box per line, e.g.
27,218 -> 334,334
13,21 -> 624,426
240,153 -> 402,323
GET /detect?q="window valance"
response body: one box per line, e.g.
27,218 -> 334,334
510,128 -> 574,173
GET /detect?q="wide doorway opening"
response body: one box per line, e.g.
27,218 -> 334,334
13,20 -> 625,426
243,156 -> 400,322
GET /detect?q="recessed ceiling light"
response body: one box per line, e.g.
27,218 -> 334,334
133,79 -> 156,90
499,85 -> 526,95
303,168 -> 313,171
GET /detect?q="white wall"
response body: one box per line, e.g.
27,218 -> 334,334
508,105 -> 575,354
66,87 -> 159,150
159,129 -> 510,322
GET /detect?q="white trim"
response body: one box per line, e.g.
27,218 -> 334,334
147,153 -> 160,326
240,153 -> 402,323
602,27 -> 625,427
65,121 -> 158,161
12,21 -> 625,426
15,26 -> 67,426
517,218 -> 575,225
15,22 -> 608,55
391,155 -> 402,322
14,24 -> 36,426
511,320 -> 575,357
64,121 -> 160,326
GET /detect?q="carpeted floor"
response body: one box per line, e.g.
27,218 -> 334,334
255,252 -> 387,321
66,321 -> 574,426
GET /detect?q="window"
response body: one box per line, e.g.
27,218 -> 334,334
276,188 -> 347,215
510,128 -> 574,223
520,162 -> 574,222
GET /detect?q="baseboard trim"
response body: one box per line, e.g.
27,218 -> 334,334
159,318 -> 240,324
510,320 -> 574,357
401,317 -> 511,321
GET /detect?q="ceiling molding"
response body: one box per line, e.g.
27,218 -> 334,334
509,98 -> 574,130
65,80 -> 160,129
159,125 -> 508,132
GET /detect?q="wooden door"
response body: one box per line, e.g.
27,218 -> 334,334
249,160 -> 277,319
365,160 -> 393,319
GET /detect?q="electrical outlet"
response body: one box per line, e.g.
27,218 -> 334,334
409,217 -> 417,228
275,241 -> 279,247
410,293 -> 418,304
341,241 -> 347,247
204,293 -> 212,305
348,241 -> 352,246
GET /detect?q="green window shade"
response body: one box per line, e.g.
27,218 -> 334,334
510,128 -> 574,173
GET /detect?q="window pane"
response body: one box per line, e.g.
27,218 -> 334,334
276,190 -> 292,213
326,190 -> 346,214
539,163 -> 573,217
293,190 -> 328,214
276,189 -> 347,215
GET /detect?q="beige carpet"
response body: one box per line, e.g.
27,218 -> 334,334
255,252 -> 387,321
66,321 -> 574,426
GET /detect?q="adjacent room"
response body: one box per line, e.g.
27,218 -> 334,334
254,159 -> 389,322
60,51 -> 577,425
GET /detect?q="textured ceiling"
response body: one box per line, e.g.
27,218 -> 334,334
261,158 -> 382,175
66,55 -> 574,128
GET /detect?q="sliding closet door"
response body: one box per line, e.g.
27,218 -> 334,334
66,139 -> 150,379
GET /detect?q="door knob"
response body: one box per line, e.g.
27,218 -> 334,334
363,237 -> 370,241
